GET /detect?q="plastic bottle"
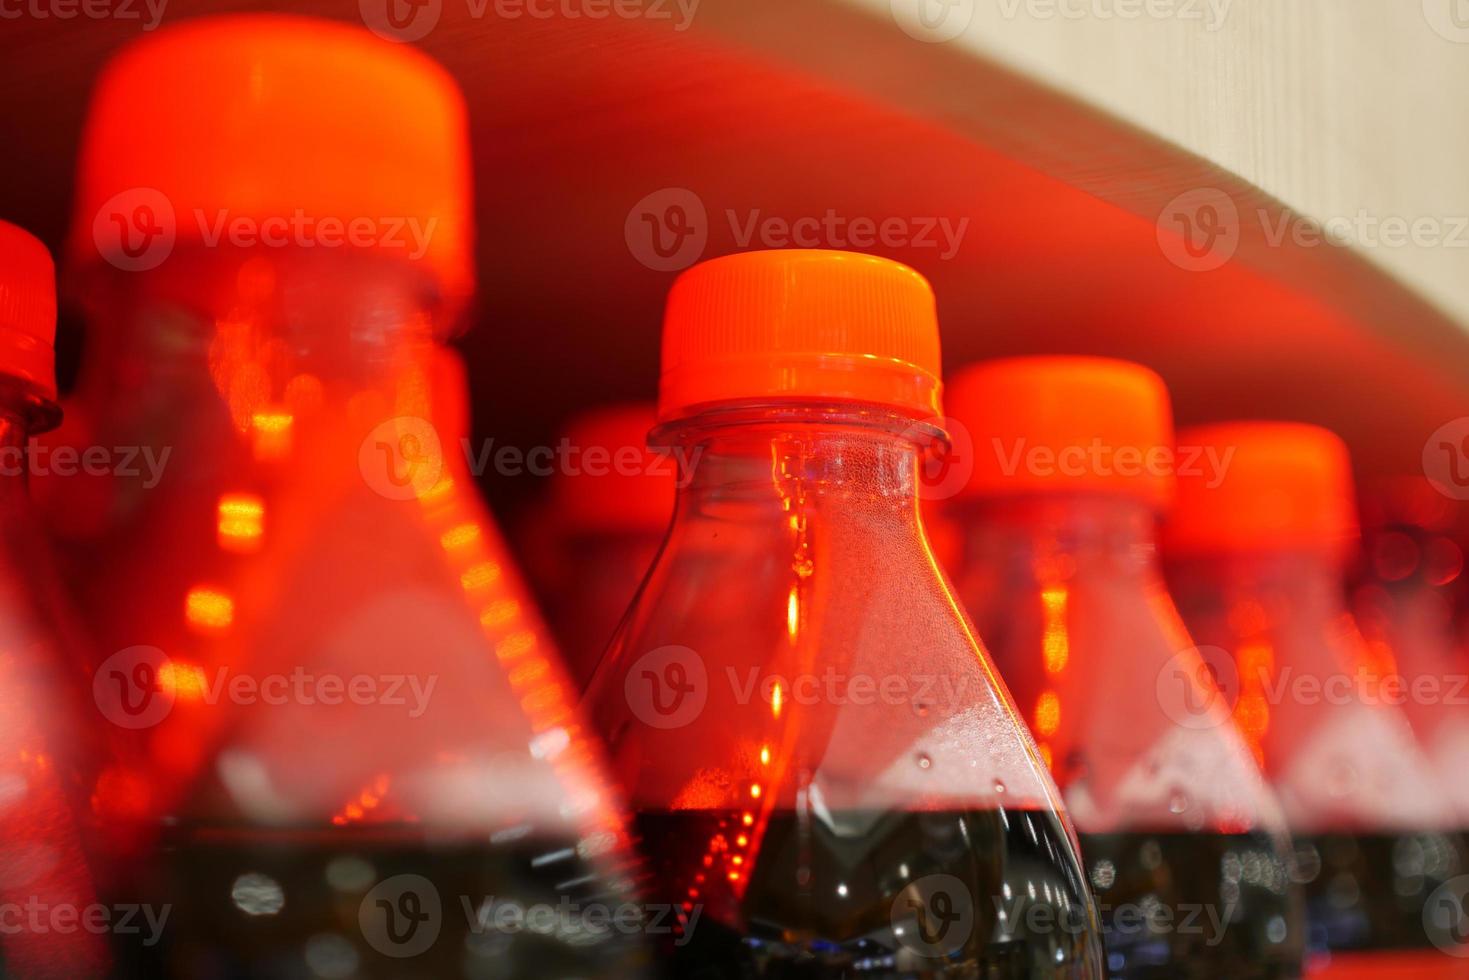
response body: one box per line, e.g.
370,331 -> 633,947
943,357 -> 1305,979
1164,422 -> 1469,976
0,220 -> 110,978
1354,477 -> 1469,824
583,249 -> 1106,977
56,16 -> 645,977
541,403 -> 673,688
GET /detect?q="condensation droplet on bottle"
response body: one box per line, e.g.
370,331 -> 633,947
916,753 -> 932,770
993,779 -> 1006,795
1168,791 -> 1189,815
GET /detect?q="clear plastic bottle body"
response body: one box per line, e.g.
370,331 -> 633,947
1354,519 -> 1469,824
948,495 -> 1305,979
1168,550 -> 1469,974
0,395 -> 111,978
48,248 -> 647,978
584,405 -> 1105,978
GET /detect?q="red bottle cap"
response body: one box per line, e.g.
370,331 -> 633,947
0,220 -> 57,403
69,15 -> 473,321
658,250 -> 942,423
947,355 -> 1174,507
553,403 -> 673,534
1165,421 -> 1358,559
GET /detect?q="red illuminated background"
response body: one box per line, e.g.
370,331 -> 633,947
3,0 -> 1467,518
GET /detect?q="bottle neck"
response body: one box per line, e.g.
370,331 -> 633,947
0,362 -> 62,501
1171,550 -> 1350,628
955,494 -> 1161,583
0,402 -> 33,507
72,248 -> 441,456
658,404 -> 939,532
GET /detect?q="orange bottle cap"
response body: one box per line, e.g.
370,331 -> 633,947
553,403 -> 673,534
947,356 -> 1174,507
0,220 -> 57,403
658,250 -> 942,422
69,15 -> 473,321
1164,421 -> 1358,558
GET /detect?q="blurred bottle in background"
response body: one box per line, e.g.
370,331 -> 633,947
944,357 -> 1305,979
48,16 -> 646,977
0,220 -> 109,978
1165,422 -> 1469,976
540,403 -> 673,688
1354,477 -> 1469,825
584,249 -> 1106,978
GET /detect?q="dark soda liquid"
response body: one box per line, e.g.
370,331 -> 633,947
1077,831 -> 1305,979
109,823 -> 648,979
633,808 -> 1103,978
1292,830 -> 1468,956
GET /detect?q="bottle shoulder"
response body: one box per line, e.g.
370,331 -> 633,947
583,519 -> 1061,817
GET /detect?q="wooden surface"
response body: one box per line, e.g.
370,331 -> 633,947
845,0 -> 1469,328
1,0 -> 1466,516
